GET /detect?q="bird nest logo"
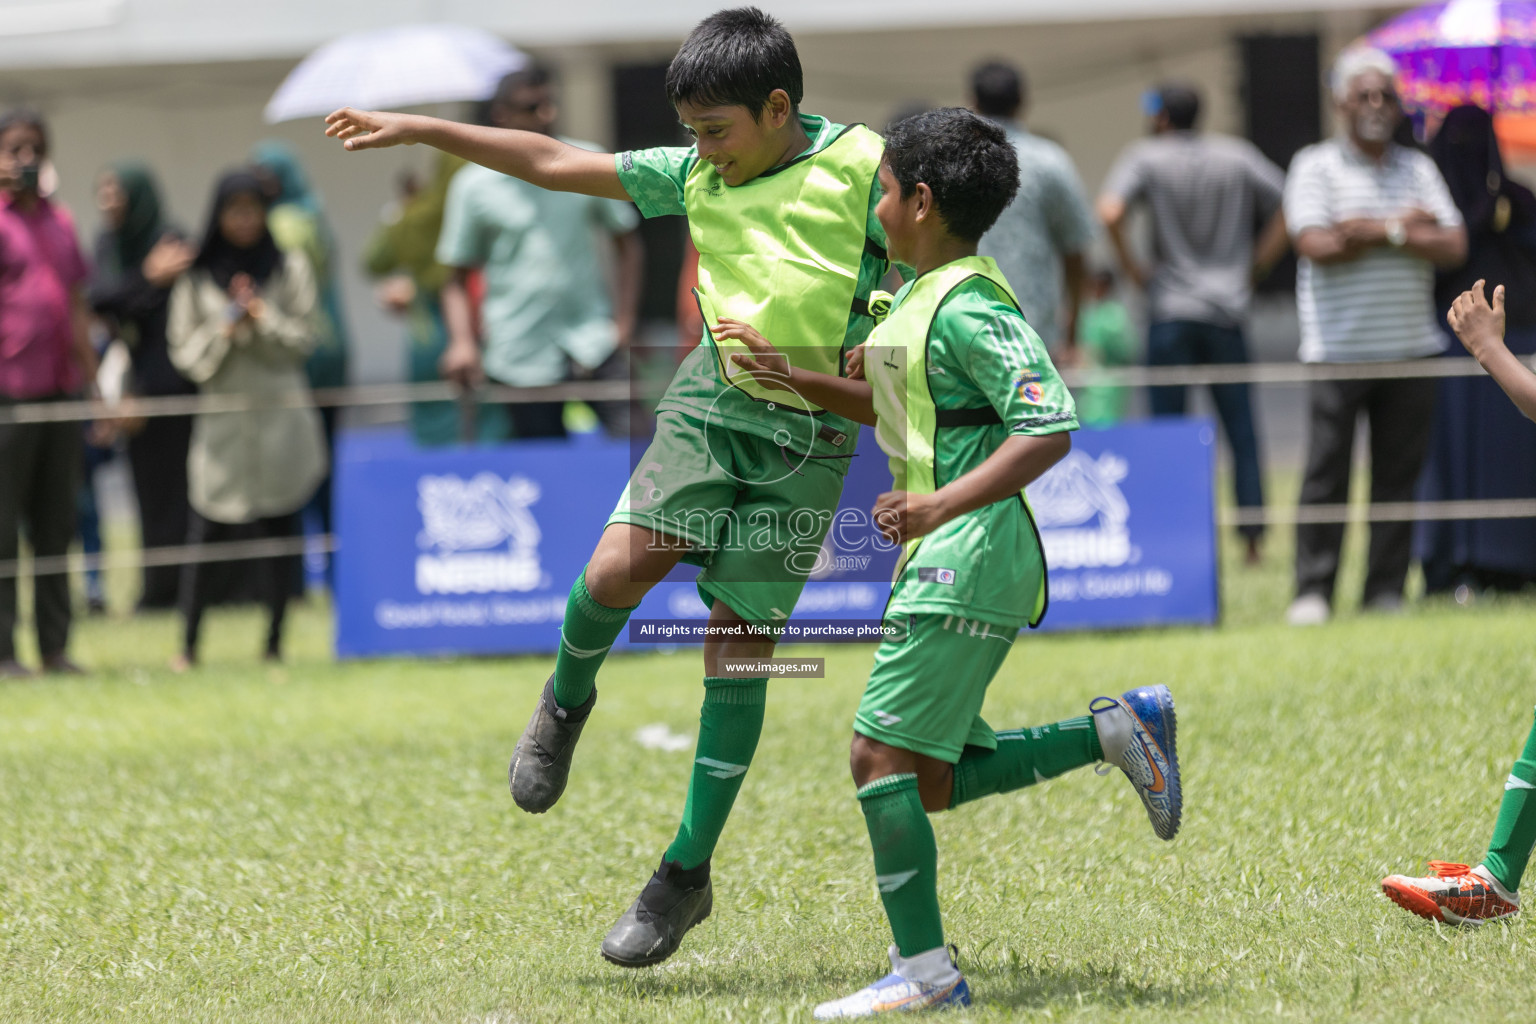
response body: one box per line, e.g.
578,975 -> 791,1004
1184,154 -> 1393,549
414,473 -> 546,594
1025,450 -> 1134,569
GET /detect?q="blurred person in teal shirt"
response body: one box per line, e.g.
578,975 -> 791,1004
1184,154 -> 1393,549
1073,268 -> 1136,427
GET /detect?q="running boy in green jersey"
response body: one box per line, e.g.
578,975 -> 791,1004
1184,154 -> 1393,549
722,108 -> 1183,1017
326,8 -> 891,965
1378,279 -> 1536,927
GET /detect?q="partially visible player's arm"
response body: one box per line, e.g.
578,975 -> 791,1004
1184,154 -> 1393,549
873,432 -> 1071,545
325,108 -> 627,200
1096,195 -> 1148,290
713,318 -> 877,426
1449,279 -> 1536,422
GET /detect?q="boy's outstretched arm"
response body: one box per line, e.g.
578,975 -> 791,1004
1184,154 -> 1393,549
1448,279 -> 1536,423
324,108 -> 628,201
715,318 -> 877,426
873,432 -> 1071,545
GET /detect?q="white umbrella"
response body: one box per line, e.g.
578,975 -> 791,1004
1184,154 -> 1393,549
264,22 -> 527,124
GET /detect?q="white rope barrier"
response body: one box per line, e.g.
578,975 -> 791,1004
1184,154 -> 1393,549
0,535 -> 336,581
5,495 -> 1536,580
1,355 -> 1528,425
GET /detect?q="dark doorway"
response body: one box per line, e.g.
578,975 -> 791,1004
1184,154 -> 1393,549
1239,33 -> 1322,294
612,63 -> 688,322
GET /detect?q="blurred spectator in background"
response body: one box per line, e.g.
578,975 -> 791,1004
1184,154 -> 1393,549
250,141 -> 347,582
1283,49 -> 1466,626
0,109 -> 94,677
437,66 -> 643,439
1073,268 -> 1136,427
1099,82 -> 1285,565
364,156 -> 509,445
167,170 -> 325,670
970,60 -> 1093,351
89,162 -> 197,610
1419,105 -> 1536,594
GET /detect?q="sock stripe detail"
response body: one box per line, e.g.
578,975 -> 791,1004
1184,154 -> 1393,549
559,633 -> 613,659
876,869 -> 920,893
696,756 -> 749,779
703,677 -> 768,706
1507,773 -> 1536,792
858,773 -> 918,800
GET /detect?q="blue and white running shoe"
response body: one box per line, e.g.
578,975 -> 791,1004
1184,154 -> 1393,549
1091,685 -> 1182,841
813,945 -> 971,1019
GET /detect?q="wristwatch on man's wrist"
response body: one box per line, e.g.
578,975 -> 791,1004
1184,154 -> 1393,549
1385,217 -> 1408,248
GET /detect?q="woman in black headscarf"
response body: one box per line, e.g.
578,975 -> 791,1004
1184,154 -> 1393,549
1419,106 -> 1536,593
89,162 -> 198,610
166,170 -> 325,669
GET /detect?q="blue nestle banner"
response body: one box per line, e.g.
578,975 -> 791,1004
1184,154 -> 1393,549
333,418 -> 1217,658
1023,418 -> 1218,631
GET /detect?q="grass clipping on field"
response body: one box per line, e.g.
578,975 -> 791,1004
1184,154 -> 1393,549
3,585 -> 1536,1023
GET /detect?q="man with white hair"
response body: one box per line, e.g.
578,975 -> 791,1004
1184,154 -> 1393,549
1283,48 -> 1466,625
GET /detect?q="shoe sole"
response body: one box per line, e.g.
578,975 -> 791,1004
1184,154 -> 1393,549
1381,879 -> 1518,927
1131,685 -> 1181,841
599,904 -> 712,968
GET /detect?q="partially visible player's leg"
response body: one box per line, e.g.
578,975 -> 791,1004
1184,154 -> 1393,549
603,426 -> 847,966
1485,706 -> 1536,895
1383,707 -> 1536,926
511,412 -> 733,815
602,598 -> 772,967
817,620 -> 999,1017
508,523 -> 682,815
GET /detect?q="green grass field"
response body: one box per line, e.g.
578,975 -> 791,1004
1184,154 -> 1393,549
4,523 -> 1536,1023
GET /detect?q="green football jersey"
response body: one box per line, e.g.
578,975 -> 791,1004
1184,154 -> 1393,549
616,114 -> 889,462
885,277 -> 1078,629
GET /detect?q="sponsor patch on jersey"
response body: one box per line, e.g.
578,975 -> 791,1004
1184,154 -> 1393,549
1014,370 -> 1044,404
917,567 -> 957,585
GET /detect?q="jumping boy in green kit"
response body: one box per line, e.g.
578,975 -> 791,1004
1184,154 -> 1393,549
326,8 -> 892,966
722,108 -> 1183,1017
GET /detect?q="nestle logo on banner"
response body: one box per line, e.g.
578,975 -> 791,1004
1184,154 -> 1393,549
415,473 -> 547,594
1026,451 -> 1134,569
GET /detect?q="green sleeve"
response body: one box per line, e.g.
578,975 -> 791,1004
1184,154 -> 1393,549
945,284 -> 1078,436
615,146 -> 698,218
434,169 -> 489,269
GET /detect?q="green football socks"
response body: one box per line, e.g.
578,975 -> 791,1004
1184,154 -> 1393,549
859,773 -> 944,958
1484,708 -> 1536,893
950,715 -> 1103,808
551,568 -> 636,711
664,676 -> 768,870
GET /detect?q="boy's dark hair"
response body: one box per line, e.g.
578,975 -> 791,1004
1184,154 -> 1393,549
1156,82 -> 1201,130
970,61 -> 1026,119
882,108 -> 1019,243
665,7 -> 802,115
0,108 -> 48,155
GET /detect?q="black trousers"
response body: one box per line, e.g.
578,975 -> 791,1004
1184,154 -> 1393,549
1294,376 -> 1437,605
179,510 -> 301,659
126,413 -> 192,609
0,406 -> 81,661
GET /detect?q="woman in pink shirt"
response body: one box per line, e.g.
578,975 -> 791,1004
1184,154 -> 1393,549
0,108 -> 95,677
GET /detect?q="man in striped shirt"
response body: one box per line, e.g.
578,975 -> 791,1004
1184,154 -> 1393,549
1283,48 -> 1466,626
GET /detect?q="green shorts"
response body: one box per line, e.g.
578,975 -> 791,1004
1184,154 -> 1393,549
855,613 -> 1017,763
608,410 -> 849,626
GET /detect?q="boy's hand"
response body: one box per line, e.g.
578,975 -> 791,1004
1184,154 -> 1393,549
715,318 -> 792,391
845,343 -> 867,380
872,490 -> 948,545
1448,278 -> 1508,364
325,108 -> 419,150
